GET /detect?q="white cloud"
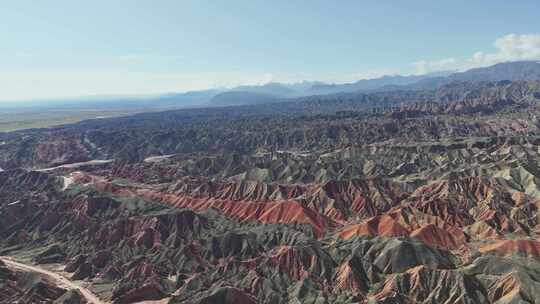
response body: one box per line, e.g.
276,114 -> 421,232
413,33 -> 540,74
349,69 -> 395,81
412,58 -> 457,75
239,73 -> 274,86
310,69 -> 398,84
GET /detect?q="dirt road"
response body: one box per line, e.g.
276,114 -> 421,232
0,257 -> 107,304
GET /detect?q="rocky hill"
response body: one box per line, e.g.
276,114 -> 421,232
3,78 -> 540,303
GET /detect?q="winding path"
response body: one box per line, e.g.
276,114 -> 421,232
0,257 -> 107,304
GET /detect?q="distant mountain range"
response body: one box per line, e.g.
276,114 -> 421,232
207,61 -> 540,106
392,61 -> 540,91
209,91 -> 279,106
4,61 -> 540,110
307,72 -> 452,95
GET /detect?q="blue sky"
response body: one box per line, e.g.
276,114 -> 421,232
2,0 -> 540,101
